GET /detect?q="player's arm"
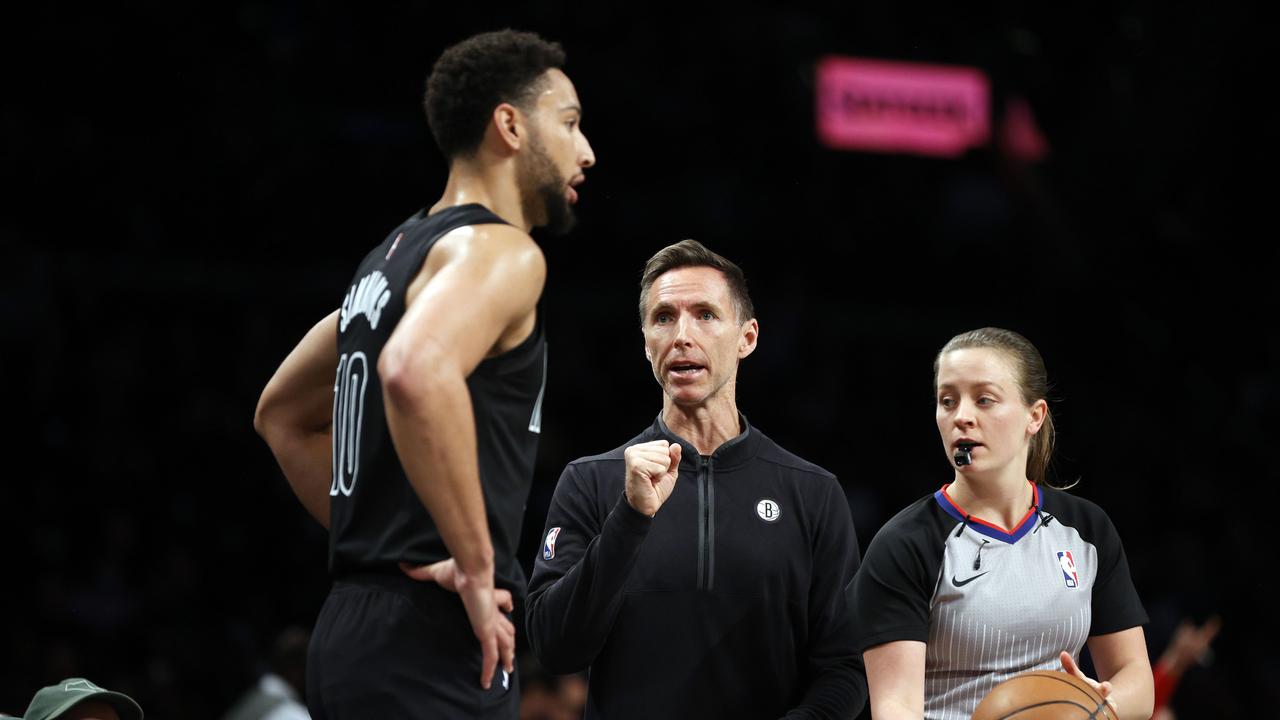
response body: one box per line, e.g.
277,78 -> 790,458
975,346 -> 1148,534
254,310 -> 339,529
863,640 -> 926,720
1062,627 -> 1154,720
378,224 -> 544,689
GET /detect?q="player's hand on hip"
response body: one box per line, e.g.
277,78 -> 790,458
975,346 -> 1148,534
398,559 -> 515,611
454,567 -> 516,690
623,440 -> 682,517
1060,651 -> 1118,714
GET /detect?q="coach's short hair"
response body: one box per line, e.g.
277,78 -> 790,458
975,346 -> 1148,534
639,240 -> 755,325
424,29 -> 566,159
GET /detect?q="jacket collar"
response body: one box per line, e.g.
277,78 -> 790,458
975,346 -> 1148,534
650,412 -> 760,470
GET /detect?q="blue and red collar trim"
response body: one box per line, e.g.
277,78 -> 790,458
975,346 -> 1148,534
933,482 -> 1041,544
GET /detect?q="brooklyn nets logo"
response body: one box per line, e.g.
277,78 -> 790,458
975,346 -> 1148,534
756,498 -> 782,523
331,351 -> 369,497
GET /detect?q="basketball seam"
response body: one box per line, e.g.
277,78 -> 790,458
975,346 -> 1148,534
1028,672 -> 1106,704
1000,698 -> 1089,718
989,673 -> 1114,720
1035,673 -> 1114,718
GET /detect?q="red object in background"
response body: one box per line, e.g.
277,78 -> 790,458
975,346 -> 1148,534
815,56 -> 990,158
999,96 -> 1051,163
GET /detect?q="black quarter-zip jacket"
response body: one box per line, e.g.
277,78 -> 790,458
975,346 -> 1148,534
527,415 -> 867,719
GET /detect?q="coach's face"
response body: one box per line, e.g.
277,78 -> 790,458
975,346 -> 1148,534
643,266 -> 758,408
518,68 -> 595,235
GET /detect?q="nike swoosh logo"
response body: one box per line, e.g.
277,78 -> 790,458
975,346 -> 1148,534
951,572 -> 989,587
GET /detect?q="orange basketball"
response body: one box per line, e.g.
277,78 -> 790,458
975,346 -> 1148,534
972,670 -> 1117,720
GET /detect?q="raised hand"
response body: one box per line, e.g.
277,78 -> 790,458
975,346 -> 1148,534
623,440 -> 682,517
1159,615 -> 1222,676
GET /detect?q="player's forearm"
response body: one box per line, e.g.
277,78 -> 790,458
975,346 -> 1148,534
383,364 -> 494,576
255,310 -> 339,528
263,425 -> 333,528
255,392 -> 334,529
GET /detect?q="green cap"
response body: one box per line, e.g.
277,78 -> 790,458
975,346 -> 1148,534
23,679 -> 142,720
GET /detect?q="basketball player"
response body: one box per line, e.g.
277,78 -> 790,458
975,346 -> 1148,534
253,30 -> 595,718
525,241 -> 866,718
847,328 -> 1154,719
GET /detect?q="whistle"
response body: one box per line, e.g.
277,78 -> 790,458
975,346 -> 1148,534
954,442 -> 976,467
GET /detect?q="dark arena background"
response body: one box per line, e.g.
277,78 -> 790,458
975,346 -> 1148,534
3,2 -> 1273,718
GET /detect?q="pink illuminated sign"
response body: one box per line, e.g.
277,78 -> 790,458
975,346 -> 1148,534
815,56 -> 990,158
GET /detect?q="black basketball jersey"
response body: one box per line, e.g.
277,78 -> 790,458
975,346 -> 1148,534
328,204 -> 548,595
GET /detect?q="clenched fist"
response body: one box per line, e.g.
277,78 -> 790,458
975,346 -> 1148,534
624,440 -> 682,517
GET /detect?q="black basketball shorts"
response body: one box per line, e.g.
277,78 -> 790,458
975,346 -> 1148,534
306,572 -> 519,719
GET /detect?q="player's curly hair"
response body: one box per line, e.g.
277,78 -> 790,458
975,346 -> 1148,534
424,30 -> 567,159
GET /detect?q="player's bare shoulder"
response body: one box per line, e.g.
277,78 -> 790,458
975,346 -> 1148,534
462,222 -> 547,287
404,220 -> 545,357
413,223 -> 544,294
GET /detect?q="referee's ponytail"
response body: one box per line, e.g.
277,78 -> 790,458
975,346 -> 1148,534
1027,405 -> 1056,486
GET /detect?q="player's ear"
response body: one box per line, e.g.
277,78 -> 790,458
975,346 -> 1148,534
491,103 -> 523,152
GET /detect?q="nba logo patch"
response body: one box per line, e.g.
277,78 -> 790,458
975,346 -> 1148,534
1057,550 -> 1079,588
542,527 -> 561,560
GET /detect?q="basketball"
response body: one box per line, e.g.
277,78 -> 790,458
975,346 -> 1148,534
972,671 -> 1117,720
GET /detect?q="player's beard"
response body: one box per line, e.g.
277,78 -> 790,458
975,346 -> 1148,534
518,128 -> 576,236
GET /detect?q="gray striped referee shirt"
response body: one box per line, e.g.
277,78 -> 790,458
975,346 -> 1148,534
848,483 -> 1146,720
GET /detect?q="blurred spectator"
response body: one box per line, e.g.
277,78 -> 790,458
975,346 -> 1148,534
1151,615 -> 1222,720
21,678 -> 142,720
221,627 -> 310,720
556,673 -> 586,717
518,655 -> 586,720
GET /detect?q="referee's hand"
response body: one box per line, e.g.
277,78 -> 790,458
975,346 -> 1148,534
624,440 -> 682,517
400,559 -> 516,688
1060,651 -> 1117,715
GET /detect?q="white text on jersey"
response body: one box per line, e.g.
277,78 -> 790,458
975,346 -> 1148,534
340,271 -> 392,331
